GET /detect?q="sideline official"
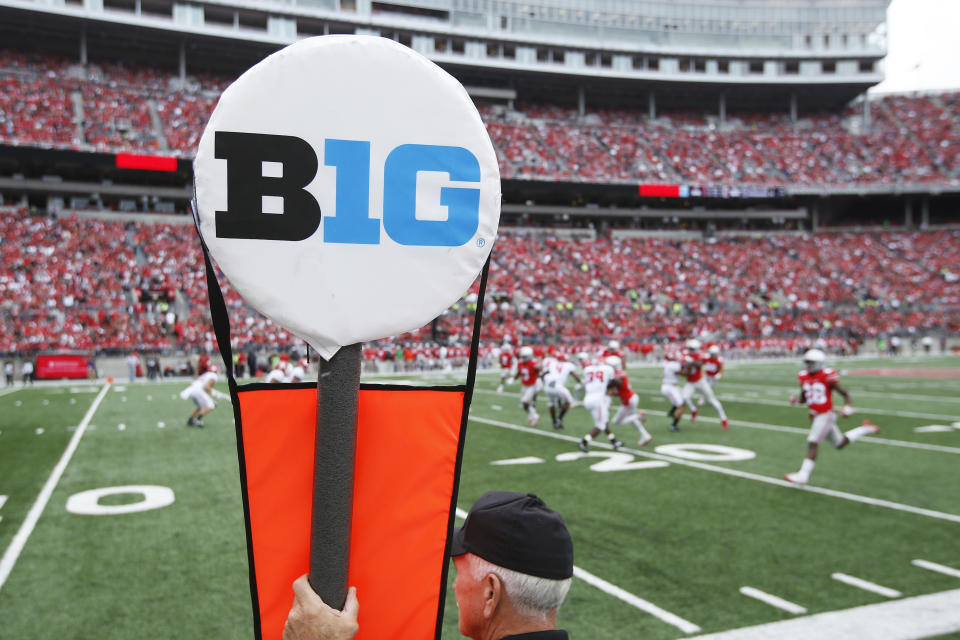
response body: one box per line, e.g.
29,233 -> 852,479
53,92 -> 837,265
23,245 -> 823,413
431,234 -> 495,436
284,491 -> 574,640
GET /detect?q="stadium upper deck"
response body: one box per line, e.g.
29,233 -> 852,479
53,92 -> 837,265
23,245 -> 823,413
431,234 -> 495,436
0,0 -> 887,110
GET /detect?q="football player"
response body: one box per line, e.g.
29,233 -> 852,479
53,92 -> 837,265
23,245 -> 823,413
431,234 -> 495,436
543,351 -> 580,430
516,346 -> 542,426
607,355 -> 653,447
577,355 -> 624,452
697,344 -> 724,405
496,343 -> 516,393
784,349 -> 879,485
661,350 -> 686,431
180,364 -> 228,427
681,339 -> 728,430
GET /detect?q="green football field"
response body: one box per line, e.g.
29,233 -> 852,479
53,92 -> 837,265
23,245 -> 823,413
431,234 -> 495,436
1,355 -> 959,639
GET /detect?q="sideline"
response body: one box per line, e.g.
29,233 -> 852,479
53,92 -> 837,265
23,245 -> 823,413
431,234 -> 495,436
468,416 -> 960,525
686,588 -> 960,640
0,382 -> 111,592
453,508 -> 701,634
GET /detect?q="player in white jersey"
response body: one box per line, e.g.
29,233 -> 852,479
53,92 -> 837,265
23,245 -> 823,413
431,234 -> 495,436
577,357 -> 624,451
263,362 -> 288,383
543,353 -> 580,430
661,351 -> 687,432
180,365 -> 228,427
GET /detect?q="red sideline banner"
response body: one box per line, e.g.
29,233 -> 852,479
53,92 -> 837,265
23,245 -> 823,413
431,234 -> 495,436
237,384 -> 465,640
115,153 -> 178,172
35,354 -> 89,379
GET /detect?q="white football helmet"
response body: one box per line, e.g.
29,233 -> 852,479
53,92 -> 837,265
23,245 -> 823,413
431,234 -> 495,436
708,345 -> 720,356
519,346 -> 534,360
576,352 -> 591,365
803,349 -> 826,372
685,339 -> 702,351
607,339 -> 620,351
207,364 -> 219,374
605,355 -> 622,369
502,343 -> 513,353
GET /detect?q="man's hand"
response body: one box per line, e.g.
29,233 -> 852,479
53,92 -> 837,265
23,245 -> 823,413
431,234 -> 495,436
283,575 -> 359,640
839,404 -> 854,417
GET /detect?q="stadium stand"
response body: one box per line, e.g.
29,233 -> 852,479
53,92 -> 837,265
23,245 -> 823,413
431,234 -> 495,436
2,208 -> 957,358
2,48 -> 959,187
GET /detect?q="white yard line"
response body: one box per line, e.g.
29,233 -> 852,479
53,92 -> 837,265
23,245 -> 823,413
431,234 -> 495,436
830,573 -> 902,598
570,387 -> 960,455
709,380 -> 960,405
0,382 -> 111,592
0,387 -> 23,399
686,588 -> 960,640
453,507 -> 701,634
0,495 -> 6,522
572,566 -> 701,634
469,416 -> 960,525
627,386 -> 960,423
912,559 -> 960,579
739,587 -> 807,615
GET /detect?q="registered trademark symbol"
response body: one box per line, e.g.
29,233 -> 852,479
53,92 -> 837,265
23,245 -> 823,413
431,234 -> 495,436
476,238 -> 486,247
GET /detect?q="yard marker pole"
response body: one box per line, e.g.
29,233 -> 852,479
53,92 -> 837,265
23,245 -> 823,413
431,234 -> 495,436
0,382 -> 110,592
308,344 -> 361,610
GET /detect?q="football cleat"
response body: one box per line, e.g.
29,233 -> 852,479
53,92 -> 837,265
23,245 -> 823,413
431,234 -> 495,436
721,418 -> 729,430
528,411 -> 540,427
639,410 -> 647,424
862,419 -> 881,434
691,409 -> 698,423
669,424 -> 680,432
496,385 -> 503,393
638,435 -> 653,447
577,440 -> 588,453
612,440 -> 624,451
783,472 -> 807,485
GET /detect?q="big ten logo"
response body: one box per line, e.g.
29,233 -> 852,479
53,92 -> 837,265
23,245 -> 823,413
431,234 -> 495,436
214,132 -> 481,247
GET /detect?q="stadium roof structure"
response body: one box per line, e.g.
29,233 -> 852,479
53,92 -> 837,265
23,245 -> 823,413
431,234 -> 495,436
0,0 -> 889,111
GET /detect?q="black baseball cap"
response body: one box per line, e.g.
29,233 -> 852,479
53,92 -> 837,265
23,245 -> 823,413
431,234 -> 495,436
451,491 -> 574,580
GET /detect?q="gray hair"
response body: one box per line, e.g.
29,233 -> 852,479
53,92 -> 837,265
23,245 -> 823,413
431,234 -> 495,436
466,554 -> 572,619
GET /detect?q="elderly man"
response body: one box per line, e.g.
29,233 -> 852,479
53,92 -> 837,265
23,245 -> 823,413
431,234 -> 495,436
284,491 -> 574,640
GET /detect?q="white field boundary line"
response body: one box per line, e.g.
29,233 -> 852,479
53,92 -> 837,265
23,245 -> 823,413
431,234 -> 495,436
686,588 -> 960,640
739,587 -> 807,615
0,387 -> 24,399
0,382 -> 111,592
453,507 -> 701,634
474,388 -> 960,456
830,573 -> 902,598
468,416 -> 960,525
912,559 -> 960,579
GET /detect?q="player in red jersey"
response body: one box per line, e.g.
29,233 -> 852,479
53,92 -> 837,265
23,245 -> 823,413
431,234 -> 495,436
784,349 -> 880,485
681,339 -> 728,429
696,344 -> 724,406
516,346 -> 543,426
496,343 -> 516,393
607,356 -> 653,447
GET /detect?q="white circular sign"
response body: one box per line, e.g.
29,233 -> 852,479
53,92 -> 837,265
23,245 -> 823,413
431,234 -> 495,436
653,443 -> 756,462
66,485 -> 175,515
194,36 -> 501,358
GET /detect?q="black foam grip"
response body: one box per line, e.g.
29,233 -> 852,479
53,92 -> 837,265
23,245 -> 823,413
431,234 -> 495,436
308,343 -> 362,610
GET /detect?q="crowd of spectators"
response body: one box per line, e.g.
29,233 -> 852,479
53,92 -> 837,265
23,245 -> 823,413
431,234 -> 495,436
2,208 -> 957,359
3,49 -> 960,187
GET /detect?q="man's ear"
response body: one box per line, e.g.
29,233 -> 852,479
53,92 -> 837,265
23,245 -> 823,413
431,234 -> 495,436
482,572 -> 503,619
